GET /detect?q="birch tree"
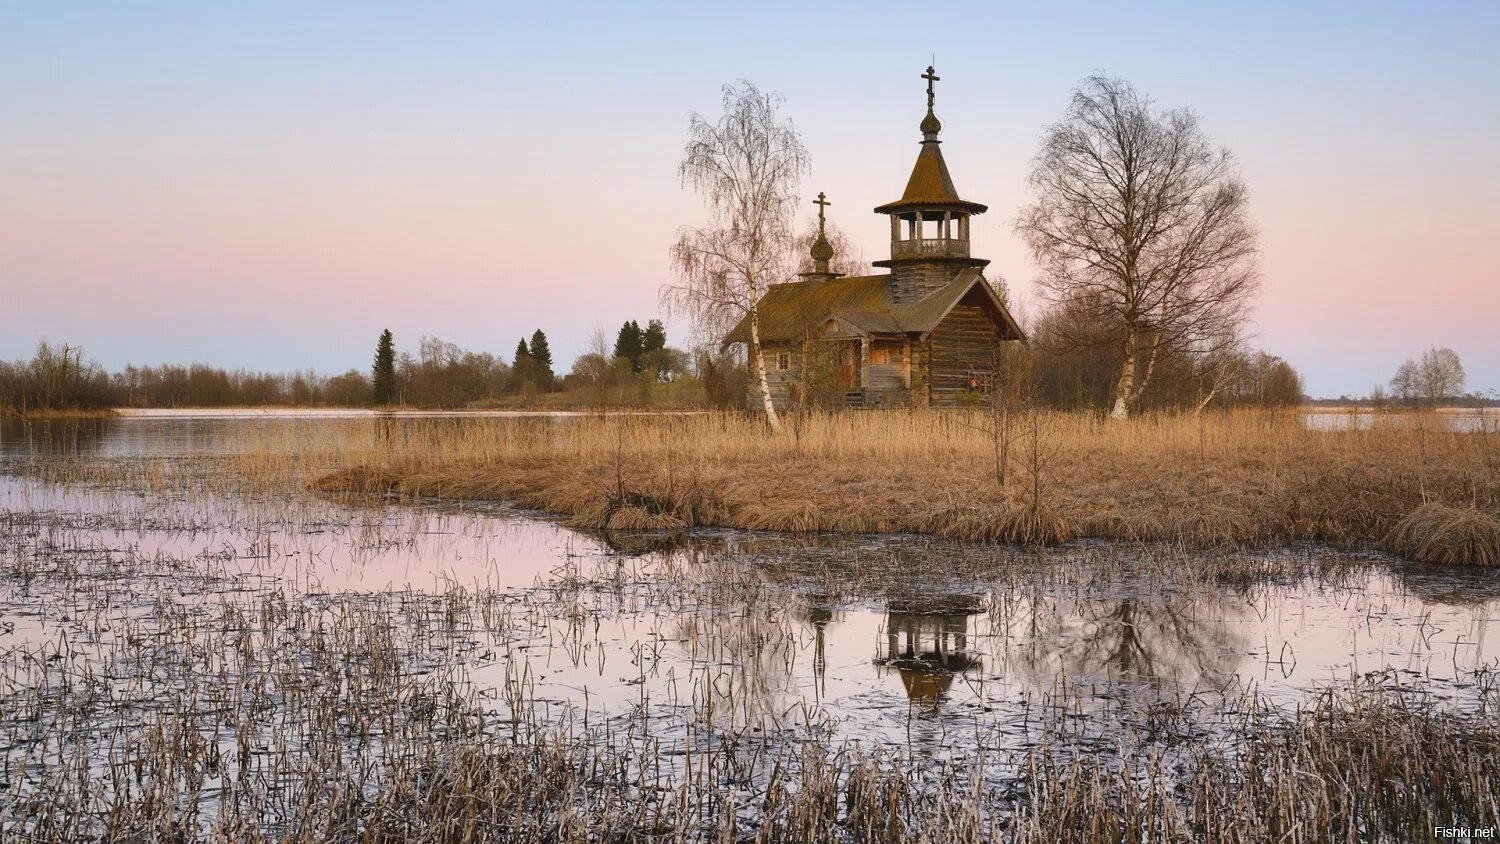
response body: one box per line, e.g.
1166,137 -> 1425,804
664,82 -> 808,431
1018,75 -> 1259,419
1191,329 -> 1246,413
1392,347 -> 1466,406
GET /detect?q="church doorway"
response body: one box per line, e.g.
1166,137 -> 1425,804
839,341 -> 861,389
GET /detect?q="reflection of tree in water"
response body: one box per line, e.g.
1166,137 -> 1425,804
1009,586 -> 1248,694
670,589 -> 808,732
0,418 -> 112,459
807,600 -> 834,700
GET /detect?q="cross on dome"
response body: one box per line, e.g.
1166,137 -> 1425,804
922,66 -> 939,111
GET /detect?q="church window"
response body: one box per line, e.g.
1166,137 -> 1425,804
776,352 -> 791,371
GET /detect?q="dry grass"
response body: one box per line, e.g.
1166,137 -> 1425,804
1016,680 -> 1500,842
311,409 -> 1500,558
28,408 -> 1500,560
1385,503 -> 1500,567
0,407 -> 117,420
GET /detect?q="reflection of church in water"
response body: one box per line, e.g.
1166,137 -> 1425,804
874,596 -> 982,702
808,593 -> 982,705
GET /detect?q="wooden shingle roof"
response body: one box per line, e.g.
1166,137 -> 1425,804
723,270 -> 1025,347
873,141 -> 988,216
722,275 -> 886,346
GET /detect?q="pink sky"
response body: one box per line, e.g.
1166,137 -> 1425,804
3,2 -> 1497,397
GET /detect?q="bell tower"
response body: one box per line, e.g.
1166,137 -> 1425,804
873,65 -> 989,305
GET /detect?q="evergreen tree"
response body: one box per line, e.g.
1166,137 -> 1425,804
371,329 -> 396,405
613,320 -> 644,372
641,320 -> 666,355
511,338 -> 533,392
640,319 -> 668,378
529,329 -> 554,388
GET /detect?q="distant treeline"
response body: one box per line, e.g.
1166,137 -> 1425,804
0,339 -> 528,412
0,326 -> 740,414
0,341 -> 373,413
18,324 -> 1484,415
1028,306 -> 1304,412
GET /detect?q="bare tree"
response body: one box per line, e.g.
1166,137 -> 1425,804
1191,329 -> 1247,413
959,339 -> 1036,489
568,326 -> 615,408
1017,75 -> 1259,419
1417,346 -> 1465,405
1390,358 -> 1420,406
1245,352 -> 1303,407
663,82 -> 809,432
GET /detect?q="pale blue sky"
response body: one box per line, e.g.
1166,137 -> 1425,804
4,1 -> 1498,396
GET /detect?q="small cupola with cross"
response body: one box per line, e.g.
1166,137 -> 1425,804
799,191 -> 842,284
873,65 -> 989,304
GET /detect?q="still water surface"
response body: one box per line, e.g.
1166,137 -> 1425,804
2,414 -> 1498,752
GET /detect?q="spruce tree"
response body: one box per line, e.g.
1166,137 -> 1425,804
511,338 -> 532,392
613,321 -> 644,372
611,322 -> 631,360
641,319 -> 666,355
641,319 -> 667,378
529,329 -> 554,388
371,329 -> 396,406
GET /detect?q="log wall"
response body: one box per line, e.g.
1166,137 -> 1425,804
745,345 -> 802,409
890,263 -> 963,305
926,303 -> 1002,407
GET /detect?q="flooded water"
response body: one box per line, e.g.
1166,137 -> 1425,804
3,414 -> 1499,836
0,412 -> 577,458
1303,407 -> 1500,432
4,416 -> 1497,725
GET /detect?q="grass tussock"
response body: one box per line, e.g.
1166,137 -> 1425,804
922,504 -> 1072,545
1385,503 -> 1500,567
311,465 -> 403,495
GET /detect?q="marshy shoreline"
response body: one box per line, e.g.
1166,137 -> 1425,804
4,411 -> 1500,841
0,407 -> 118,421
305,408 -> 1500,565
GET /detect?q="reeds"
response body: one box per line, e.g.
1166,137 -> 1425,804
4,504 -> 1498,841
1014,678 -> 1500,841
230,408 -> 1500,554
14,409 -> 1499,557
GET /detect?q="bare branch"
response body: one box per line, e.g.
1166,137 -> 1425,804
1016,75 -> 1260,418
659,82 -> 808,430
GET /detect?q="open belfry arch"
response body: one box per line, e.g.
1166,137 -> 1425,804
724,65 -> 1025,409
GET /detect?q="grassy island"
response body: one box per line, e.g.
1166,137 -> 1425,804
298,409 -> 1500,565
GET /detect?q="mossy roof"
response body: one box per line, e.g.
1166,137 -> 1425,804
723,270 -> 1025,347
873,142 -> 988,216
